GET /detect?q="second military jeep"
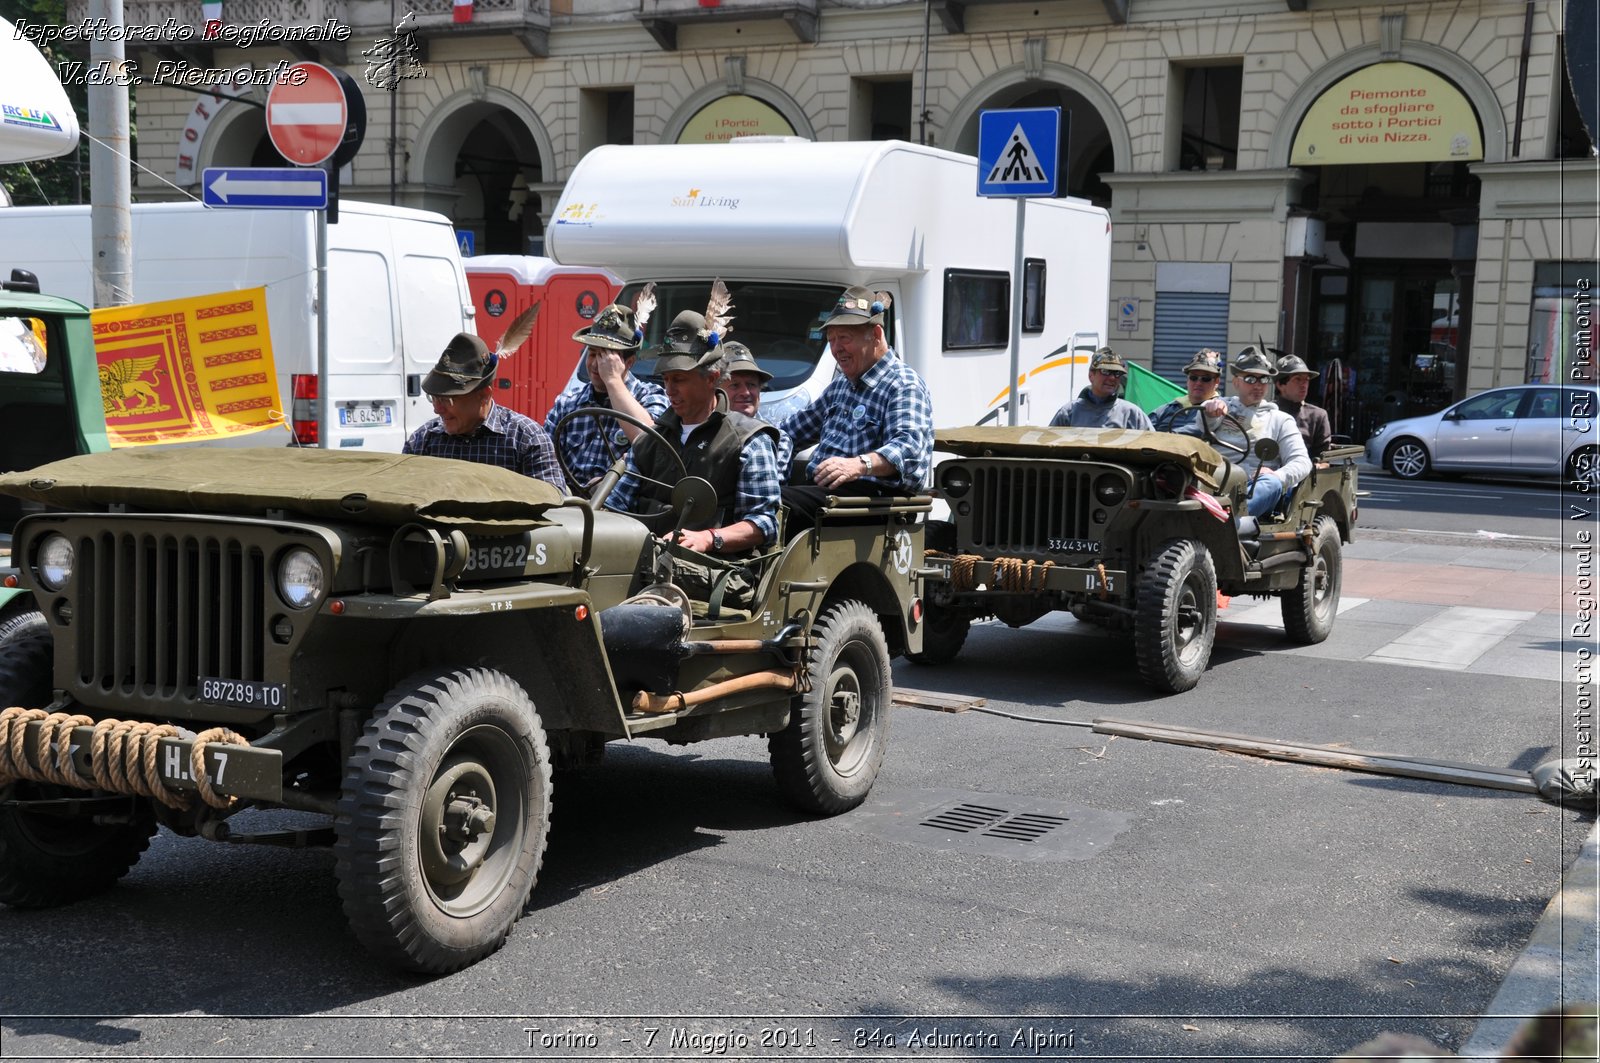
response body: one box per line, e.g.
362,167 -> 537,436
914,424 -> 1359,693
0,441 -> 927,973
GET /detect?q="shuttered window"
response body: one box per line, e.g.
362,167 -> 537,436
1152,290 -> 1229,384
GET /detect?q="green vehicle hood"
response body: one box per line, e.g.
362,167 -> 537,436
935,426 -> 1229,491
0,448 -> 565,532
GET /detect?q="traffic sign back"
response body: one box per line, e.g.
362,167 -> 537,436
977,107 -> 1062,197
267,62 -> 347,166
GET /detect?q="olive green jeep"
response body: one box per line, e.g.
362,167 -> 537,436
0,439 -> 927,973
914,424 -> 1360,693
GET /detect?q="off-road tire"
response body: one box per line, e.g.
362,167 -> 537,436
334,667 -> 552,974
0,630 -> 156,909
769,600 -> 891,815
1282,516 -> 1342,644
1385,438 -> 1430,480
1568,446 -> 1599,491
0,608 -> 45,650
1134,538 -> 1217,694
904,603 -> 969,665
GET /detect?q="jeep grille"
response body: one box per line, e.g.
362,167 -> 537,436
78,530 -> 268,695
969,465 -> 1094,554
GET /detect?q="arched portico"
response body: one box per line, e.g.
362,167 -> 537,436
663,77 -> 815,144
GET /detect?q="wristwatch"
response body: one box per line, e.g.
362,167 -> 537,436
858,454 -> 873,474
710,531 -> 725,553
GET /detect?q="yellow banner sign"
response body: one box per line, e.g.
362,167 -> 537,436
677,94 -> 795,145
1290,62 -> 1483,166
91,287 -> 285,448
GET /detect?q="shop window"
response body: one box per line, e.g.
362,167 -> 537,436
1529,262 -> 1599,383
1023,259 -> 1046,333
1168,62 -> 1242,172
943,269 -> 1009,350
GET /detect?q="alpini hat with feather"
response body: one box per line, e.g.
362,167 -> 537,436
423,302 -> 543,396
655,279 -> 735,374
573,282 -> 658,352
824,285 -> 891,328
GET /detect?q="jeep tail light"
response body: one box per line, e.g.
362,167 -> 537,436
291,374 -> 319,446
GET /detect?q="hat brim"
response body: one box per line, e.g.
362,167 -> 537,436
824,311 -> 880,328
573,328 -> 641,351
1182,364 -> 1221,375
727,365 -> 774,382
654,350 -> 722,375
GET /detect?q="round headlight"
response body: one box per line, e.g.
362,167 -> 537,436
1150,462 -> 1191,500
36,534 -> 74,591
941,466 -> 972,499
277,547 -> 325,609
1093,473 -> 1128,506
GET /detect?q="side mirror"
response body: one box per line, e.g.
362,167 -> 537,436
1442,409 -> 1463,421
671,476 -> 718,529
1252,437 -> 1280,464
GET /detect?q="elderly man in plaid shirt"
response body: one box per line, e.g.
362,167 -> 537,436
544,302 -> 668,491
607,309 -> 781,556
779,286 -> 934,531
403,332 -> 565,489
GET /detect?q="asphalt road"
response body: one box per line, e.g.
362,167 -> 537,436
0,554 -> 1589,1061
1356,461 -> 1578,541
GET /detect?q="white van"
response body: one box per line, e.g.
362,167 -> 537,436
546,139 -> 1110,428
0,200 -> 473,450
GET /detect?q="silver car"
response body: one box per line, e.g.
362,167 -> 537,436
1364,383 -> 1598,486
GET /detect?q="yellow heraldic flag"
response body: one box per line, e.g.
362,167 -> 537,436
90,287 -> 285,448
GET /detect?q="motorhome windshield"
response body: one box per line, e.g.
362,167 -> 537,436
578,280 -> 889,392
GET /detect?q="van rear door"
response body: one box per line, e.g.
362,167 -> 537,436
396,245 -> 473,440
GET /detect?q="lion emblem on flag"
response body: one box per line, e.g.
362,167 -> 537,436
99,354 -> 169,417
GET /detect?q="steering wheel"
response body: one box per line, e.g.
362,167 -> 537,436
551,405 -> 690,509
1201,408 -> 1253,460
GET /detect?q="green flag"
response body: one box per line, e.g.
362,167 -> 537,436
1124,360 -> 1184,413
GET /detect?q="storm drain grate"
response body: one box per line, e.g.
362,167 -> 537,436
850,788 -> 1131,863
920,804 -> 1071,844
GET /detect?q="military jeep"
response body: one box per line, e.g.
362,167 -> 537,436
0,443 -> 927,973
914,425 -> 1359,693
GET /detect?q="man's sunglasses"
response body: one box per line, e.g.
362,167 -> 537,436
1237,374 -> 1272,386
1187,373 -> 1219,383
1097,370 -> 1127,379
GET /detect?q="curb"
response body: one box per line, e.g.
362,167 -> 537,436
1460,816 -> 1600,1059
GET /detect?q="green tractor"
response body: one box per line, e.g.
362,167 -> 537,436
0,431 -> 928,973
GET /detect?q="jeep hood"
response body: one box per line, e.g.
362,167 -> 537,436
0,448 -> 565,532
935,426 -> 1228,491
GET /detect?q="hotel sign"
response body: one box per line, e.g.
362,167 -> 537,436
1290,62 -> 1483,166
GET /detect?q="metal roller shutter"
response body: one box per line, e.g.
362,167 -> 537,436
1152,291 -> 1229,384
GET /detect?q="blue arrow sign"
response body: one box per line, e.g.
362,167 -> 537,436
977,107 -> 1062,197
202,167 -> 328,210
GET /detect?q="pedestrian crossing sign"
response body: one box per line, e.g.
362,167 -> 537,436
976,107 -> 1062,197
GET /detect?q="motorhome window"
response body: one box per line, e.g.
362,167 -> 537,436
943,270 -> 1009,350
605,281 -> 847,392
0,316 -> 48,375
1022,259 -> 1046,333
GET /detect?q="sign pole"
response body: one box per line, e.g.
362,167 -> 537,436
1007,197 -> 1026,427
316,207 -> 331,449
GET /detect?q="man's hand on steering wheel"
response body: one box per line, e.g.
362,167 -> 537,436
1197,399 -> 1252,460
550,406 -> 691,509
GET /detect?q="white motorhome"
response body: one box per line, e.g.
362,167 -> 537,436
547,139 -> 1110,428
0,200 -> 473,450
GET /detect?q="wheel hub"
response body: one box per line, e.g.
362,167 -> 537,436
828,667 -> 862,744
421,759 -> 499,889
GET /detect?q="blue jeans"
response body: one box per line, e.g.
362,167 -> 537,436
1245,472 -> 1287,517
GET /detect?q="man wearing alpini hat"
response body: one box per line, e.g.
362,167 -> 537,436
1192,345 -> 1311,531
1273,352 -> 1333,459
544,291 -> 669,490
1049,347 -> 1153,429
779,285 -> 934,532
607,285 -> 782,555
719,340 -> 794,474
1151,348 -> 1223,434
403,331 -> 565,489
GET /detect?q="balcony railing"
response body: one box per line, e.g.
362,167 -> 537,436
398,0 -> 550,56
636,0 -> 818,50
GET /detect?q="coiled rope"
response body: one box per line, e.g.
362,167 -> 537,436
0,707 -> 248,810
928,550 -> 1054,593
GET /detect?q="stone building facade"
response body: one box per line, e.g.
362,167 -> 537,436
114,0 -> 1597,436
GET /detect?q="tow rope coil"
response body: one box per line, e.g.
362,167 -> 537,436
0,707 -> 249,810
928,550 -> 1053,593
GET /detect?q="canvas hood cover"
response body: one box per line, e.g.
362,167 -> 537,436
0,449 -> 565,532
935,426 -> 1228,491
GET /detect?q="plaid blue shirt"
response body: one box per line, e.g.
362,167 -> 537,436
781,348 -> 933,490
544,375 -> 669,487
402,402 -> 565,490
609,415 -> 783,545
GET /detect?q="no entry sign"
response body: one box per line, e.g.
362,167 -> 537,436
266,62 -> 348,167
